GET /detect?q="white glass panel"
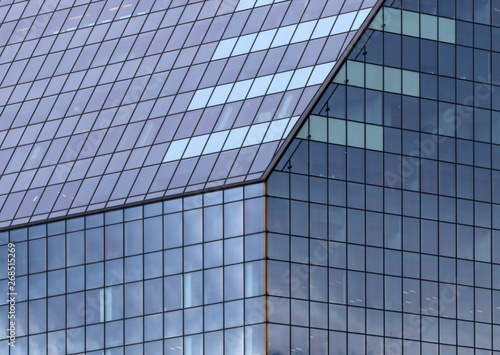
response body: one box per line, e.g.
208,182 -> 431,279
402,10 -> 420,37
268,71 -> 294,94
352,8 -> 371,30
248,75 -> 273,97
288,67 -> 313,90
292,20 -> 317,43
252,29 -> 277,51
223,127 -> 249,150
328,118 -> 346,145
383,8 -> 401,33
256,0 -> 273,6
244,122 -> 270,146
208,83 -> 234,106
203,131 -> 229,154
420,14 -> 438,41
232,33 -> 257,56
365,64 -> 383,91
331,11 -> 356,34
310,115 -> 327,142
283,116 -> 299,138
384,67 -> 401,94
296,122 -> 309,139
236,0 -> 256,11
189,87 -> 214,110
308,62 -> 335,86
346,61 -> 364,87
264,118 -> 290,142
271,25 -> 296,47
347,121 -> 364,148
312,16 -> 336,38
365,124 -> 383,151
228,79 -> 254,102
402,70 -> 420,97
369,8 -> 384,31
333,63 -> 347,84
439,17 -> 455,43
163,138 -> 189,162
183,135 -> 209,158
213,37 -> 238,60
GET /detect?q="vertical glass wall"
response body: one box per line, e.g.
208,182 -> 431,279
0,184 -> 266,354
267,0 -> 500,353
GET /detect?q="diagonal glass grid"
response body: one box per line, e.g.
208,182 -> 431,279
0,0 -> 378,227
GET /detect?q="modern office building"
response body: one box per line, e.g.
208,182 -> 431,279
0,0 -> 499,353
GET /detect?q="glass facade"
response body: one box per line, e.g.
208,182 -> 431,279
1,0 -> 500,354
0,0 -> 377,228
0,183 -> 266,354
266,0 -> 500,353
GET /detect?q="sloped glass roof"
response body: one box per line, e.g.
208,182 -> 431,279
0,0 -> 378,227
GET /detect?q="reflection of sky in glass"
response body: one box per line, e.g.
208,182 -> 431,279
0,182 -> 266,352
189,63 -> 335,110
211,9 -> 371,61
0,0 -> 377,227
163,116 -> 298,162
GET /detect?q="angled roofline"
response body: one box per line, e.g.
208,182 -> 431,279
261,0 -> 386,180
0,178 -> 265,232
0,0 -> 385,232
